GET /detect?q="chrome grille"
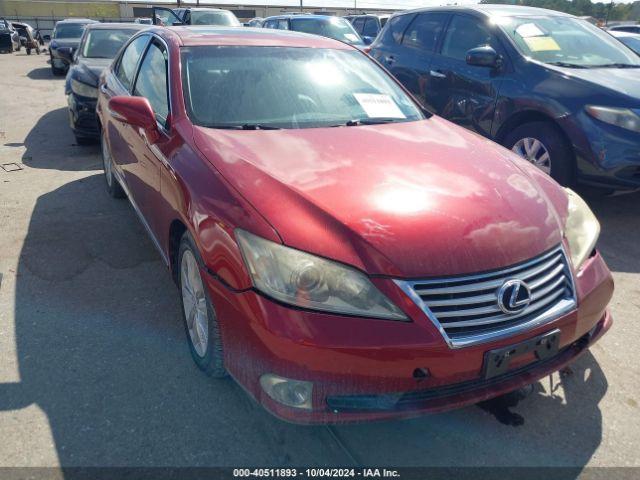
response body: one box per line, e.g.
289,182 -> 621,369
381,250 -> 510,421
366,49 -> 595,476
395,246 -> 577,348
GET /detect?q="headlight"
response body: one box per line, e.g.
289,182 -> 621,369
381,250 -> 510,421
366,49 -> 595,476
70,78 -> 98,99
586,105 -> 640,133
236,229 -> 408,320
564,188 -> 600,270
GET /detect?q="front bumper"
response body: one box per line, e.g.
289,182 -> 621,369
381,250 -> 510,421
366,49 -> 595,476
205,251 -> 613,424
573,111 -> 640,189
67,93 -> 99,138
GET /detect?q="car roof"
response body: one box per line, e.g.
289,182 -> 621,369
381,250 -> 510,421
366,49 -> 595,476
84,22 -> 147,30
609,30 -> 640,37
186,7 -> 230,12
163,26 -> 354,49
57,18 -> 98,24
401,5 -> 574,18
349,14 -> 390,19
265,14 -> 347,21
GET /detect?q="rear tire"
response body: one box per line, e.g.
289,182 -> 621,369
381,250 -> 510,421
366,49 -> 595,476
178,233 -> 227,378
503,121 -> 575,187
101,133 -> 126,199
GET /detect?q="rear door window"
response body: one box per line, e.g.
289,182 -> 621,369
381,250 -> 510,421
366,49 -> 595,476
115,35 -> 149,91
277,19 -> 289,30
263,19 -> 277,29
352,17 -> 365,35
377,13 -> 415,46
402,13 -> 449,52
362,18 -> 379,37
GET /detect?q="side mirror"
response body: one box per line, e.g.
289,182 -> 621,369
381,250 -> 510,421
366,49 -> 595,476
466,45 -> 501,68
108,96 -> 160,142
362,36 -> 374,45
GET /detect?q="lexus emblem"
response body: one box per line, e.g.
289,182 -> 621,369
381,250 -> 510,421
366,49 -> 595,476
497,279 -> 532,314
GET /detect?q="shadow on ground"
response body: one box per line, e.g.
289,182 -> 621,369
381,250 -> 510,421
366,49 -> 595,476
27,65 -> 63,81
20,107 -> 100,171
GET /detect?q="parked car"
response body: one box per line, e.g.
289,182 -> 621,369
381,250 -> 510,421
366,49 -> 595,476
263,14 -> 364,47
245,17 -> 264,28
11,21 -> 41,55
369,6 -> 640,190
65,23 -> 147,144
348,14 -> 390,44
96,26 -> 612,424
152,7 -> 241,27
49,18 -> 97,75
0,18 -> 21,53
609,30 -> 640,55
608,24 -> 640,34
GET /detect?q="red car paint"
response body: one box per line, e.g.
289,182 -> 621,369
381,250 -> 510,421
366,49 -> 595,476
97,26 -> 613,424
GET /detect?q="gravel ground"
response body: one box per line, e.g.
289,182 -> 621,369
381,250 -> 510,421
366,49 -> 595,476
0,52 -> 639,473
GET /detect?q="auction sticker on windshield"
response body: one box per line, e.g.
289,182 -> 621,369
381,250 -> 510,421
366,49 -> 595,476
353,93 -> 406,119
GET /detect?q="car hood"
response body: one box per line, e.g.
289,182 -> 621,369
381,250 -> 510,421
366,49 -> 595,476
75,57 -> 112,84
193,117 -> 569,278
549,64 -> 640,100
51,38 -> 81,48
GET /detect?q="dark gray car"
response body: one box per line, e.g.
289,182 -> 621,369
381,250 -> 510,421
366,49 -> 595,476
49,18 -> 97,76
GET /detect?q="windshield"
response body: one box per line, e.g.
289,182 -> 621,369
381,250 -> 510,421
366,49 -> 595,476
81,29 -> 138,59
290,17 -> 364,45
182,46 -> 424,129
54,23 -> 86,39
191,10 -> 241,26
499,16 -> 640,67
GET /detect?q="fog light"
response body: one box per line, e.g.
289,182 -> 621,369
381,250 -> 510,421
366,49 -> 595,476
260,374 -> 313,410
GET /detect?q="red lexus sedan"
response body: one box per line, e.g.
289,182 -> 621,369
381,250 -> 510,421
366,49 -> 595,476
96,26 -> 613,424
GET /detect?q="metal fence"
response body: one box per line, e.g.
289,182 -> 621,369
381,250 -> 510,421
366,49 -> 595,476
2,16 -> 134,37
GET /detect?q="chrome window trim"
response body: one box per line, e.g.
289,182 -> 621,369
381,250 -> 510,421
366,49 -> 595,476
394,245 -> 578,349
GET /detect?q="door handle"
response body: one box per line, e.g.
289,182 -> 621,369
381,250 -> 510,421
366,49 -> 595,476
100,84 -> 108,94
384,55 -> 396,65
430,70 -> 446,79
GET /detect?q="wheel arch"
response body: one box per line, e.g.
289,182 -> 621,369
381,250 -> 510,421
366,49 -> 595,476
494,110 -> 573,154
168,219 -> 188,285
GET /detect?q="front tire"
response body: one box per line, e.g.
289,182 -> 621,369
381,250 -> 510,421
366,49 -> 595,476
503,121 -> 575,187
178,233 -> 226,378
50,54 -> 65,76
101,133 -> 125,199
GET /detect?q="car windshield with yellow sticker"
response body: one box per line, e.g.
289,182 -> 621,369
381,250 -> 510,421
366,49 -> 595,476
498,16 -> 640,68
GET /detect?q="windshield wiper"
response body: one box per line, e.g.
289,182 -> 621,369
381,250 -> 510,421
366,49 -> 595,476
546,61 -> 588,69
588,63 -> 640,69
333,118 -> 404,127
203,123 -> 282,130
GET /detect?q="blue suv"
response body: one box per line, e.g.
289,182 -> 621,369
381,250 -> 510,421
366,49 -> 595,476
370,5 -> 640,190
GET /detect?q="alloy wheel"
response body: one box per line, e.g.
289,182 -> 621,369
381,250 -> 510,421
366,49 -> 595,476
511,137 -> 551,175
180,250 -> 209,358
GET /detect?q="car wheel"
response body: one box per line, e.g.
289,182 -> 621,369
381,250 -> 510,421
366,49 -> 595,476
50,54 -> 64,76
178,233 -> 226,378
503,121 -> 574,187
101,133 -> 126,199
26,47 -> 31,55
